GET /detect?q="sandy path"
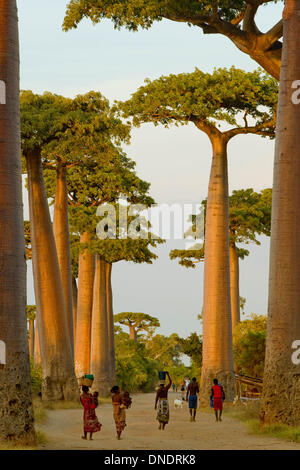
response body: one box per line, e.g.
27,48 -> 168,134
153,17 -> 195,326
37,392 -> 300,450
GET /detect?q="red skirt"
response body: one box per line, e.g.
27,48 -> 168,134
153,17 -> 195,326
214,398 -> 223,411
84,408 -> 102,433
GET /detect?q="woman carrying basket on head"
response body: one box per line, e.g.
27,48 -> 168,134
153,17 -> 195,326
80,385 -> 102,440
155,371 -> 172,430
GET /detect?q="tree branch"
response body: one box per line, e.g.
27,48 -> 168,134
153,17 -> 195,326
192,118 -> 221,139
243,3 -> 261,34
224,120 -> 275,140
263,20 -> 283,47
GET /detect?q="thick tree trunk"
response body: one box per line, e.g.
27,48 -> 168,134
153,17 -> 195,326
106,262 -> 116,385
28,319 -> 35,358
260,0 -> 300,426
0,0 -> 36,444
200,135 -> 235,403
34,324 -> 41,367
229,242 -> 240,331
72,276 -> 78,345
75,232 -> 94,377
26,151 -> 78,401
53,163 -> 74,359
91,255 -> 110,397
129,326 -> 137,342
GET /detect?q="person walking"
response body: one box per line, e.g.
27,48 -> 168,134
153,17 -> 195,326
80,386 -> 102,440
111,385 -> 131,440
186,377 -> 199,422
180,381 -> 185,401
210,378 -> 225,422
155,371 -> 172,430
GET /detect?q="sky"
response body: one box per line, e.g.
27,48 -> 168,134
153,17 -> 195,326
19,1 -> 283,338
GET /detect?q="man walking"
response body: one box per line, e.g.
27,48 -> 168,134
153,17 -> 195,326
186,377 -> 199,422
210,378 -> 225,422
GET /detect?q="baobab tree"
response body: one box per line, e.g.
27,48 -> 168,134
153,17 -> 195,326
70,198 -> 163,396
171,188 -> 272,330
260,0 -> 300,426
63,0 -> 283,80
114,312 -> 160,342
0,0 -> 36,444
120,67 -> 277,401
26,91 -> 130,363
57,146 -> 154,381
21,91 -> 78,400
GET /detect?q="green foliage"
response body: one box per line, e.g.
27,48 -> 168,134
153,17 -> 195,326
115,331 -> 158,392
24,220 -> 32,260
21,90 -> 130,160
170,188 -> 272,268
119,67 -> 277,133
145,333 -> 182,367
229,188 -> 272,245
27,305 -> 36,321
30,358 -> 42,395
233,314 -> 267,378
115,328 -> 200,391
63,1 -> 249,32
177,332 -> 202,375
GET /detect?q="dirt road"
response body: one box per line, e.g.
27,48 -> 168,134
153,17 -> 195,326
37,392 -> 300,450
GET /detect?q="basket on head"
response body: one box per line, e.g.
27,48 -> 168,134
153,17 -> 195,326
158,371 -> 166,381
78,374 -> 94,387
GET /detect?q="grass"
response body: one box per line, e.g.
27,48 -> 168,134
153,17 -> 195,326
224,400 -> 300,444
36,430 -> 47,446
43,400 -> 81,410
33,398 -> 48,424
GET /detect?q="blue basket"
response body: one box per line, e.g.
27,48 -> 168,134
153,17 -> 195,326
158,371 -> 166,381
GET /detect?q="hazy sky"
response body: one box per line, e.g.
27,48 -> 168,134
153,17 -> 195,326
19,1 -> 282,337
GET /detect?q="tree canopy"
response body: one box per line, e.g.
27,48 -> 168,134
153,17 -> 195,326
170,188 -> 272,268
118,67 -> 277,141
21,90 -> 130,164
63,1 -> 283,79
114,312 -> 160,337
233,314 -> 267,378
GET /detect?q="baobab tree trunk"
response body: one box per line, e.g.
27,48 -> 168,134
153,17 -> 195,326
91,255 -> 110,397
200,134 -> 235,403
26,151 -> 78,401
260,0 -> 300,426
0,0 -> 36,444
229,242 -> 240,332
75,232 -> 94,377
72,276 -> 78,344
34,324 -> 41,367
129,325 -> 138,342
53,162 -> 74,359
28,319 -> 35,358
106,262 -> 116,385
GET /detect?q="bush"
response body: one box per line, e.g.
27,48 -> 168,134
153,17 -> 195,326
115,332 -> 158,392
233,314 -> 267,378
30,358 -> 42,395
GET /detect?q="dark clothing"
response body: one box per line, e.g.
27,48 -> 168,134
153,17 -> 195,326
188,395 -> 198,409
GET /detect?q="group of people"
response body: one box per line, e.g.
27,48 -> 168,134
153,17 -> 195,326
80,384 -> 132,441
155,372 -> 226,428
80,374 -> 226,441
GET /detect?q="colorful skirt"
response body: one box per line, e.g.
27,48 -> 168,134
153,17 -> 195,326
157,399 -> 169,424
113,406 -> 126,433
84,409 -> 102,433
